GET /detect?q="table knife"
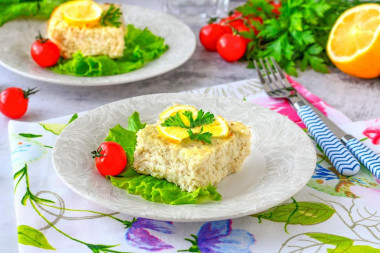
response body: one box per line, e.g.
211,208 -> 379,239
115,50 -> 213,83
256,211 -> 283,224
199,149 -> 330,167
295,94 -> 380,179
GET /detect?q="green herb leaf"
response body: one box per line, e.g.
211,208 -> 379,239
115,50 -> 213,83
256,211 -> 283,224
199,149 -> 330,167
188,127 -> 213,144
240,0 -> 367,75
100,4 -> 122,28
190,110 -> 215,128
161,109 -> 215,129
161,112 -> 188,128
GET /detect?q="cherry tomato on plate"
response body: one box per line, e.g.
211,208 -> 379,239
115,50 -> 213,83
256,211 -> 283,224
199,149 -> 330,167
31,33 -> 60,67
0,87 -> 38,119
92,141 -> 127,176
217,34 -> 247,62
199,23 -> 229,51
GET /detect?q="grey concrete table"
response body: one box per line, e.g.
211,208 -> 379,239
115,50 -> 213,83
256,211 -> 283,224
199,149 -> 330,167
1,1 -> 379,252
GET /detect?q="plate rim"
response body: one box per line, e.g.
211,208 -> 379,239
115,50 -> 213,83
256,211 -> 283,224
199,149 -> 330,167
52,93 -> 317,222
0,4 -> 196,86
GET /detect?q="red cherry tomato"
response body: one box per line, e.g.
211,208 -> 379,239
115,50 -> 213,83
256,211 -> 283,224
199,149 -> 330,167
220,15 -> 244,29
236,25 -> 251,45
31,34 -> 60,67
217,34 -> 247,62
270,1 -> 281,15
199,23 -> 229,51
0,87 -> 38,119
92,141 -> 127,176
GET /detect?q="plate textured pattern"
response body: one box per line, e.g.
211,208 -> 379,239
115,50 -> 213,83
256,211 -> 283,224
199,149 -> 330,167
0,5 -> 195,86
53,93 -> 316,222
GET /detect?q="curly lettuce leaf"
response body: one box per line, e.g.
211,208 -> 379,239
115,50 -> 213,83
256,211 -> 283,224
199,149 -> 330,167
50,24 -> 169,76
105,112 -> 222,205
109,175 -> 221,205
0,0 -> 68,27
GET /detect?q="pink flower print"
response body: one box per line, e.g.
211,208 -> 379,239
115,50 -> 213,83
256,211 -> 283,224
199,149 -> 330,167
363,127 -> 380,145
251,95 -> 306,128
350,186 -> 380,210
286,75 -> 328,116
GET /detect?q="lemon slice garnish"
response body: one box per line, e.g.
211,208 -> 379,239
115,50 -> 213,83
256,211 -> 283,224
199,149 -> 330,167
63,0 -> 102,27
159,104 -> 198,127
198,115 -> 229,137
157,105 -> 230,144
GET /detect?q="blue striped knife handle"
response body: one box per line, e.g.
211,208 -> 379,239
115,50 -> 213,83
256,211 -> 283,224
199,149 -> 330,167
345,138 -> 380,179
297,105 -> 360,176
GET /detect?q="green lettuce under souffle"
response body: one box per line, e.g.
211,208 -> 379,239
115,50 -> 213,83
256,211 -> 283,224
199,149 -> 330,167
105,112 -> 222,205
0,0 -> 68,27
50,24 -> 169,77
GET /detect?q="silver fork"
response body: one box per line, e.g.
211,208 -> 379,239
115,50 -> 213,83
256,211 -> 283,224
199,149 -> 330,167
254,57 -> 361,177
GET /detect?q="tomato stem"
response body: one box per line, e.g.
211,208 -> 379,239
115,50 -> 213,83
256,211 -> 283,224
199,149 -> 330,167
23,87 -> 39,99
35,31 -> 49,43
91,148 -> 104,158
207,17 -> 219,24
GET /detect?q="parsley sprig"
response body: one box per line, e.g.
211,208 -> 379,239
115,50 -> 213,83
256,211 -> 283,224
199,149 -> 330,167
233,0 -> 367,76
188,127 -> 213,144
100,4 -> 122,28
161,110 -> 215,143
162,110 -> 215,129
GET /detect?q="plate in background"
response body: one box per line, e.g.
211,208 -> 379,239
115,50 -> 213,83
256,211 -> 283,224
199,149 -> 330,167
0,5 -> 195,86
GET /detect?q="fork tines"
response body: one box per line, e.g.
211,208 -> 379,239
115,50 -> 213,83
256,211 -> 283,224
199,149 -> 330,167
254,57 -> 291,92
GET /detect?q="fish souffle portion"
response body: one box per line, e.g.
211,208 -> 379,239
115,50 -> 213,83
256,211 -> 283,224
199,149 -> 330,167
48,1 -> 125,59
133,105 -> 252,192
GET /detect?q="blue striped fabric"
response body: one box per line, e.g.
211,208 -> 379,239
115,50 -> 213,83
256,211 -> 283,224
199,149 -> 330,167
345,138 -> 380,179
297,105 -> 360,176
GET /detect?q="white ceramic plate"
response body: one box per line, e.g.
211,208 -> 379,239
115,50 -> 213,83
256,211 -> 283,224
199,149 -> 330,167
0,5 -> 195,86
52,93 -> 316,222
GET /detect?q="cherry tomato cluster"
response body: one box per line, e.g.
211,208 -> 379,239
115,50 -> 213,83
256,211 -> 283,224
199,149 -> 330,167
199,2 -> 281,62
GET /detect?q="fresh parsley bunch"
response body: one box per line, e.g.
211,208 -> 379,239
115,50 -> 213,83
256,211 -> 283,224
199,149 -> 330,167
236,0 -> 371,76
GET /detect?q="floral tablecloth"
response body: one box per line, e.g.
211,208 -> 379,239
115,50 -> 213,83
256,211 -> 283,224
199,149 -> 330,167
8,78 -> 380,252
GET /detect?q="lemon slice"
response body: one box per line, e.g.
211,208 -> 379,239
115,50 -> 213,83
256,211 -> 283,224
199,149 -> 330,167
157,125 -> 190,144
63,0 -> 102,27
199,115 -> 229,137
159,104 -> 198,127
157,104 -> 230,144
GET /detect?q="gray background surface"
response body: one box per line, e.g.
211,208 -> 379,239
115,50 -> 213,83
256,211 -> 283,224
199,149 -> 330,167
1,0 -> 379,252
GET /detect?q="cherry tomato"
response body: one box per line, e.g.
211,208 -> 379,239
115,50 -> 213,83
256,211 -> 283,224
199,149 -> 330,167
199,23 -> 229,51
236,25 -> 251,45
220,15 -> 244,29
0,87 -> 38,119
217,34 -> 247,62
31,33 -> 60,67
247,16 -> 263,35
270,1 -> 281,15
92,141 -> 127,176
